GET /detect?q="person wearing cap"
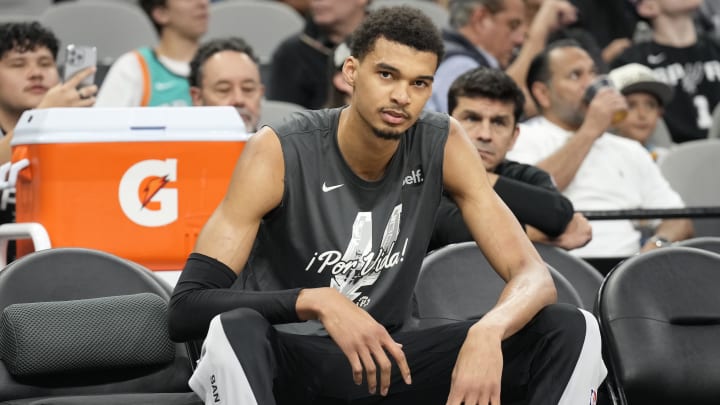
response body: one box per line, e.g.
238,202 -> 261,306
507,39 -> 693,262
609,62 -> 674,161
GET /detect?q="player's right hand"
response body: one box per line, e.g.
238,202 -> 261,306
296,287 -> 412,396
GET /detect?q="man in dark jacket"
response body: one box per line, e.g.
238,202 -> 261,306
430,67 -> 592,251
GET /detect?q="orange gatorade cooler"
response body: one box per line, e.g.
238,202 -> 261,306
11,106 -> 248,272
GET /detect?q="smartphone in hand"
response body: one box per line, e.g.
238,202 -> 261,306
63,44 -> 97,88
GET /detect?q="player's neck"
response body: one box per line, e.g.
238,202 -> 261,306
338,107 -> 400,182
652,15 -> 697,47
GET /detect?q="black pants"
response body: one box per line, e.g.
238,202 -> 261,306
189,304 -> 603,405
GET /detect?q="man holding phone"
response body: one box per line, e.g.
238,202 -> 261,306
0,21 -> 97,164
0,21 -> 97,262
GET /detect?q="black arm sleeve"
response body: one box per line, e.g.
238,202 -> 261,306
494,176 -> 574,237
168,253 -> 301,342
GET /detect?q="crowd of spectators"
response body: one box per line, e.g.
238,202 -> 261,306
1,0 -> 718,267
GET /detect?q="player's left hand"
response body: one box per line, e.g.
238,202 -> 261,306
446,323 -> 504,405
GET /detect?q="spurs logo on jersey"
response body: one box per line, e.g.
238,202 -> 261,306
651,60 -> 720,131
652,61 -> 720,92
304,204 -> 408,307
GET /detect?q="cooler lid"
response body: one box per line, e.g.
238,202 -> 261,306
12,106 -> 250,145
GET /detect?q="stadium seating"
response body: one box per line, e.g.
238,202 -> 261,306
0,0 -> 52,18
647,118 -> 674,148
40,1 -> 157,65
657,139 -> 720,237
596,247 -> 720,405
259,99 -> 305,129
533,242 -> 604,310
0,248 -> 199,404
675,236 -> 720,255
412,241 -> 583,328
204,1 -> 304,65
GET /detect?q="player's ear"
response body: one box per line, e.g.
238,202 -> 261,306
342,56 -> 358,88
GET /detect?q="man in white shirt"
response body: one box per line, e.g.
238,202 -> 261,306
507,39 -> 693,258
95,0 -> 209,107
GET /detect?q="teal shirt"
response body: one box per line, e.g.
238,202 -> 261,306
135,47 -> 191,107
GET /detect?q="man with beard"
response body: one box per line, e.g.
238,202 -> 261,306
430,67 -> 591,252
189,37 -> 264,132
169,7 -> 606,405
508,39 -> 693,261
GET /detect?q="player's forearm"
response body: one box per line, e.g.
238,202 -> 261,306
168,253 -> 301,342
474,264 -> 556,341
295,287 -> 342,321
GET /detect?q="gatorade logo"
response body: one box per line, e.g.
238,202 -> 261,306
118,159 -> 178,227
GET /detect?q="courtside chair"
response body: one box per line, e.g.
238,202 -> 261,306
674,236 -> 720,255
595,247 -> 720,405
205,1 -> 304,65
0,248 -> 200,405
40,1 -> 157,65
258,99 -> 305,129
533,242 -> 604,310
657,139 -> 720,237
412,241 -> 583,328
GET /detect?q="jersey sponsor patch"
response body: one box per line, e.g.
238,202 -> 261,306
402,168 -> 424,186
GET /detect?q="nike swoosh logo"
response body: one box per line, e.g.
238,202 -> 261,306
647,53 -> 665,64
155,81 -> 175,91
322,182 -> 344,192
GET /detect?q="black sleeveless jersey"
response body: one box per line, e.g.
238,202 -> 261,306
242,107 -> 449,331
